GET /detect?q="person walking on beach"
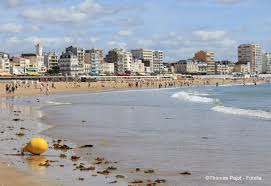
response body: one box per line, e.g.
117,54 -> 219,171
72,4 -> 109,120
45,84 -> 50,96
40,84 -> 44,93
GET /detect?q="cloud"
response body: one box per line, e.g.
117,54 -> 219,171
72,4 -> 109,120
117,30 -> 133,37
193,30 -> 226,41
0,23 -> 23,33
20,0 -> 120,24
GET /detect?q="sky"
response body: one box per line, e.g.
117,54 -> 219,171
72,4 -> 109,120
0,0 -> 270,61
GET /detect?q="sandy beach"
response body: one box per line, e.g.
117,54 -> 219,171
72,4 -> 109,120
1,77 -> 270,98
1,76 -> 271,186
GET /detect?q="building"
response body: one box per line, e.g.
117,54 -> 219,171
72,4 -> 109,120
105,48 -> 132,75
153,50 -> 164,73
101,63 -> 114,75
35,43 -> 46,73
85,48 -> 103,75
66,46 -> 85,65
0,52 -> 10,74
173,59 -> 207,74
238,44 -> 262,74
44,52 -> 58,71
194,50 -> 215,75
131,49 -> 154,73
21,43 -> 46,74
215,60 -> 234,75
131,59 -> 145,75
263,53 -> 271,73
234,62 -> 250,74
59,51 -> 83,77
10,57 -> 31,75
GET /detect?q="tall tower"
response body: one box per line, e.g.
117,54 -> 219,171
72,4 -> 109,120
35,43 -> 43,56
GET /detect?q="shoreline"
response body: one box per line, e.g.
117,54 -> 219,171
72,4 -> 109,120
1,77 -> 271,185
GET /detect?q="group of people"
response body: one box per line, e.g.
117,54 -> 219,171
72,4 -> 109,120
5,83 -> 18,94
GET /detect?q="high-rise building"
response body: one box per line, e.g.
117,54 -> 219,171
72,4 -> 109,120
105,48 -> 132,75
194,50 -> 215,75
66,46 -> 85,65
59,51 -> 83,77
153,50 -> 163,73
263,53 -> 271,73
44,52 -> 58,71
85,48 -> 103,75
238,44 -> 262,74
131,49 -> 154,73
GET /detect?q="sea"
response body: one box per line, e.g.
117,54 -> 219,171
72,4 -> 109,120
2,83 -> 271,185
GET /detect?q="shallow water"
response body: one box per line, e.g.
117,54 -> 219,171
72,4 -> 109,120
39,83 -> 271,185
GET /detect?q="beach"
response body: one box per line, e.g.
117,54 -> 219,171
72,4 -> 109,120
1,77 -> 271,186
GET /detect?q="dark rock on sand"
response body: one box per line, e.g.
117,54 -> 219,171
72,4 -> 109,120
144,169 -> 155,174
59,154 -> 67,159
71,156 -> 80,161
53,144 -> 72,151
97,169 -> 110,175
180,171 -> 191,175
107,166 -> 117,171
129,180 -> 143,184
15,133 -> 25,137
79,144 -> 93,148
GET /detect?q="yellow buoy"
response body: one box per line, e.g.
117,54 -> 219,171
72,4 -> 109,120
23,138 -> 48,155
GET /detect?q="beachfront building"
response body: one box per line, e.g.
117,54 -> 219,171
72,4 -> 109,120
215,61 -> 234,75
85,48 -> 103,75
59,51 -> 83,77
66,46 -> 85,65
153,50 -> 164,73
130,59 -> 145,75
263,53 -> 271,73
44,52 -> 58,71
234,62 -> 250,74
131,49 -> 154,73
173,59 -> 207,75
194,50 -> 215,75
21,43 -> 46,74
105,48 -> 132,75
101,63 -> 114,75
238,44 -> 262,74
0,52 -> 11,75
9,57 -> 31,75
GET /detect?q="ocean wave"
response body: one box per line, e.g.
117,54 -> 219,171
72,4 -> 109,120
47,101 -> 72,105
212,106 -> 271,120
171,91 -> 216,103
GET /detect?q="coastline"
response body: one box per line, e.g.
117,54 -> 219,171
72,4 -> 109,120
1,77 -> 271,185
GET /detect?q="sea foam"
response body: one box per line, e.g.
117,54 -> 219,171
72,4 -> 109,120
212,106 -> 271,120
171,91 -> 215,103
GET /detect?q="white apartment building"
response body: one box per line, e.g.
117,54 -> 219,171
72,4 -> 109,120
153,50 -> 164,73
44,52 -> 58,71
131,59 -> 145,75
66,46 -> 85,65
131,49 -> 154,73
59,51 -> 83,77
263,53 -> 271,73
101,63 -> 114,75
238,44 -> 262,74
0,52 -> 10,74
